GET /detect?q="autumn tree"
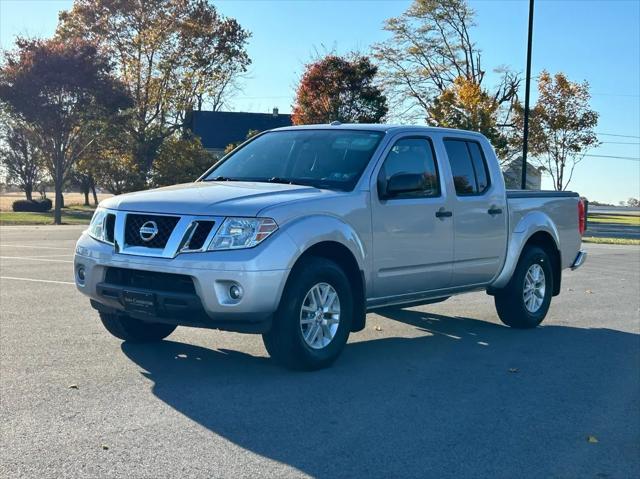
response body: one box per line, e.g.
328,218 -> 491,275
373,0 -> 520,158
428,77 -> 514,161
0,119 -> 44,200
292,54 -> 388,125
525,71 -> 599,191
0,38 -> 130,223
57,0 -> 251,182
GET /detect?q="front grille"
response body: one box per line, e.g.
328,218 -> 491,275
104,267 -> 196,294
125,214 -> 179,248
184,221 -> 215,250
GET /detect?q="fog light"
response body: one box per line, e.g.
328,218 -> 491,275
229,284 -> 243,300
76,266 -> 86,284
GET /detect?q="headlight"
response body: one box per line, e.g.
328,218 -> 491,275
88,207 -> 109,243
208,217 -> 278,250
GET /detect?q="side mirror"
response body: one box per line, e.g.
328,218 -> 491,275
382,173 -> 425,199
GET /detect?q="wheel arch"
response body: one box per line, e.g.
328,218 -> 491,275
522,231 -> 562,296
490,219 -> 562,296
283,240 -> 367,332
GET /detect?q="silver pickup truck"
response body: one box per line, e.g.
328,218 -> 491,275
75,124 -> 587,370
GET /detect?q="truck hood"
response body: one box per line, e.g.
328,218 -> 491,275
100,181 -> 340,217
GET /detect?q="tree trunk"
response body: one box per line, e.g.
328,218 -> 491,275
83,190 -> 90,206
53,158 -> 64,224
90,181 -> 99,206
54,183 -> 63,225
24,186 -> 33,201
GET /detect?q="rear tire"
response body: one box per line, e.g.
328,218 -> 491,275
99,312 -> 176,342
262,256 -> 352,370
494,246 -> 554,329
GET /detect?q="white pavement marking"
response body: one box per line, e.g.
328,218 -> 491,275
0,276 -> 75,285
0,244 -> 72,251
4,253 -> 73,258
0,256 -> 73,263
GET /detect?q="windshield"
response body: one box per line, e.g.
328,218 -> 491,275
203,129 -> 385,191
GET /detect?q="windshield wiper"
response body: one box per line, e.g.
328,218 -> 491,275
205,176 -> 233,181
266,177 -> 294,185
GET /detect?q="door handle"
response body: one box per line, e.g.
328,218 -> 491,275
488,207 -> 503,215
435,209 -> 453,218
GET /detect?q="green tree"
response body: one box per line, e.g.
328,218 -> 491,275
57,0 -> 251,181
151,136 -> 213,187
0,38 -> 130,223
373,0 -> 520,159
524,71 -> 600,191
0,119 -> 43,200
292,54 -> 388,125
88,121 -> 141,195
224,128 -> 260,155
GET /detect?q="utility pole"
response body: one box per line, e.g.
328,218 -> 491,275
521,0 -> 535,190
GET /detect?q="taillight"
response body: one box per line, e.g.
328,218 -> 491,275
578,198 -> 586,236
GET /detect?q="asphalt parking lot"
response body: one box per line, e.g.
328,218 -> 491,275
1,225 -> 639,479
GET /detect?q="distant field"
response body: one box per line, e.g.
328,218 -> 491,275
582,237 -> 640,246
587,214 -> 640,226
0,205 -> 95,225
0,192 -> 112,212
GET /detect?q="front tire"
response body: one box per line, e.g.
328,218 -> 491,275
494,246 -> 554,329
99,312 -> 176,342
262,257 -> 353,370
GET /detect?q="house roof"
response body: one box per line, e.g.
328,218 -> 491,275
187,110 -> 292,150
503,160 -> 543,177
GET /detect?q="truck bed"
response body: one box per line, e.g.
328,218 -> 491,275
506,190 -> 579,199
506,190 -> 582,270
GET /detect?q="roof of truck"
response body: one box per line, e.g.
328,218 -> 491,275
271,123 -> 485,137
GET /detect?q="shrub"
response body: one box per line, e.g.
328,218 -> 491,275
12,198 -> 53,212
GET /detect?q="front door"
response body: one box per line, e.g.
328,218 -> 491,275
371,136 -> 454,299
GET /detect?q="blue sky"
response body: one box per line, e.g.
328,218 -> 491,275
1,0 -> 639,203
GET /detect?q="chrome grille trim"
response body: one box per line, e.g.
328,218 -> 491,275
180,220 -> 217,253
108,210 -> 223,258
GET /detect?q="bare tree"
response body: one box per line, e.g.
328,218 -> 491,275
373,0 -> 520,160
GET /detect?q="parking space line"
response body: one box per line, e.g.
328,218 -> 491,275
0,256 -> 73,263
0,244 -> 72,251
0,276 -> 75,285
6,253 -> 73,258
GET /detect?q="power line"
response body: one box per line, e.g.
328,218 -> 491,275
591,92 -> 640,98
596,132 -> 640,139
583,154 -> 640,162
601,141 -> 640,145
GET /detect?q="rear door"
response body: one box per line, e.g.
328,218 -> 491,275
443,138 -> 508,286
370,136 -> 454,298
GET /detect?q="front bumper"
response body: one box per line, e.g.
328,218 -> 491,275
74,232 -> 296,333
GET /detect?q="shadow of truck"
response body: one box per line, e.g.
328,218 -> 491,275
122,310 -> 640,478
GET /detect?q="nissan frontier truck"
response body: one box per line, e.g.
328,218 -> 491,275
74,124 -> 587,370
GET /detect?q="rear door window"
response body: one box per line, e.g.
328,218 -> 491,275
444,139 -> 491,195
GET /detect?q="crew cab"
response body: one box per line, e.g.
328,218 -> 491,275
74,124 -> 587,370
